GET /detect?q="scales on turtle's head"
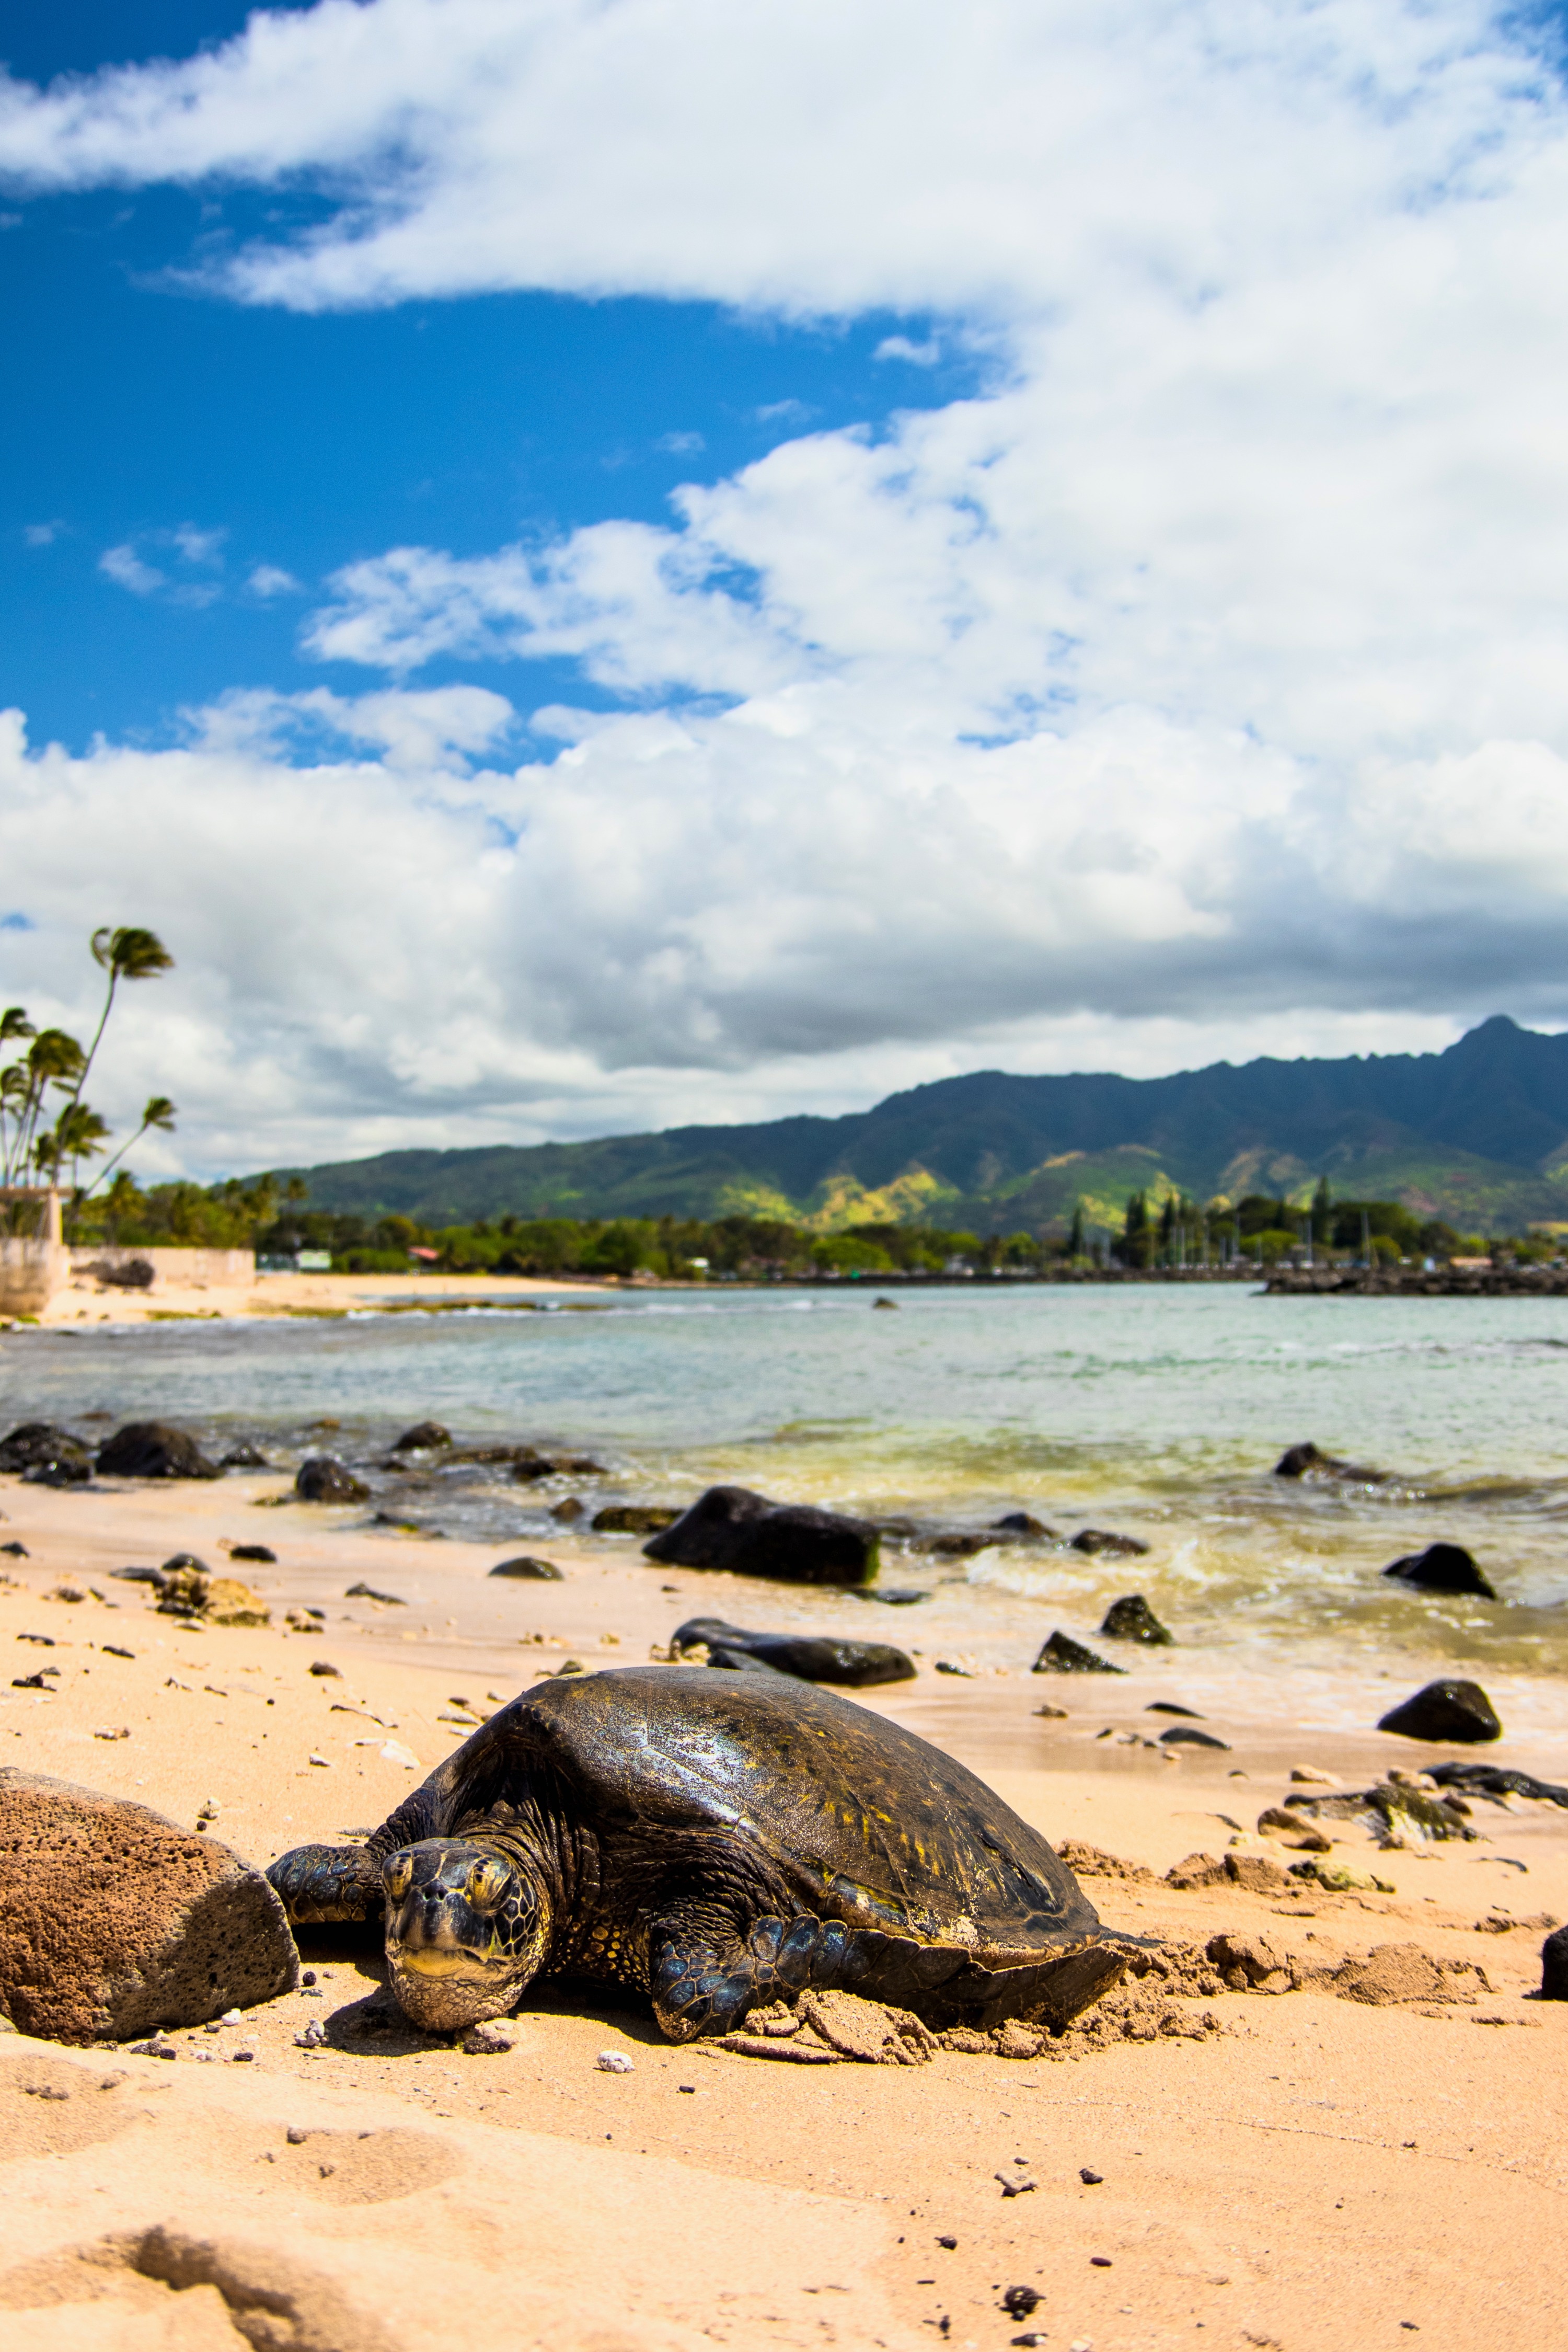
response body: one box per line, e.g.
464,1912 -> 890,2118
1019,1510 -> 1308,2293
382,1838 -> 552,2030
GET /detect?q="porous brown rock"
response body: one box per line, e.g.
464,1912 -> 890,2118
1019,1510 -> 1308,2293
0,1769 -> 296,2044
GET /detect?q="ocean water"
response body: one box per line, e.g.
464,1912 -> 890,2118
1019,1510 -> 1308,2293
4,1283 -> 1568,1687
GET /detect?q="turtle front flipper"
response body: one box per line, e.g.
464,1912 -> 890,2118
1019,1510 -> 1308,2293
268,1842 -> 385,1924
649,1910 -> 861,2040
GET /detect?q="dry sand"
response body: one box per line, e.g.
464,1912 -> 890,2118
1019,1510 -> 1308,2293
34,1267 -> 616,1326
1,1470 -> 1565,2352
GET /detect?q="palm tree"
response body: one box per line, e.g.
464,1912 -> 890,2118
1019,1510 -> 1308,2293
70,927 -> 174,1111
79,1096 -> 176,1203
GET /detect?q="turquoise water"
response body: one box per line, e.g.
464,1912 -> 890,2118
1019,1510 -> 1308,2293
4,1283 -> 1568,1678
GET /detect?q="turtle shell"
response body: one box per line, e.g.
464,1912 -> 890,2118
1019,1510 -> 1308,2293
427,1665 -> 1102,1957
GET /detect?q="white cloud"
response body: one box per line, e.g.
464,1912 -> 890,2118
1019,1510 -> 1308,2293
874,335 -> 940,365
6,2 -> 1568,1160
656,430 -> 705,455
98,543 -> 166,595
0,681 -> 1562,1176
23,520 -> 62,547
247,562 -> 304,597
173,523 -> 226,566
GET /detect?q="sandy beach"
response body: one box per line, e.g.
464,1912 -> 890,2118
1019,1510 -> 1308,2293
28,1267 -> 617,1327
1,1464 -> 1564,2352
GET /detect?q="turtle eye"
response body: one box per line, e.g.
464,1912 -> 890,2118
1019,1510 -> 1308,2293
383,1852 -> 413,1902
465,1857 -> 511,1913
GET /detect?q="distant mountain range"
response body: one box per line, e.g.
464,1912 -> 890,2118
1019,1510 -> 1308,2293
276,1016 -> 1568,1236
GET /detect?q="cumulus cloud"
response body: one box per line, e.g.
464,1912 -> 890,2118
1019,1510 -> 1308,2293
5,1 -> 1568,1160
247,562 -> 304,597
99,543 -> 166,595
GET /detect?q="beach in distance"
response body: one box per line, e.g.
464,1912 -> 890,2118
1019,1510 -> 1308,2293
2,1283 -> 1565,2350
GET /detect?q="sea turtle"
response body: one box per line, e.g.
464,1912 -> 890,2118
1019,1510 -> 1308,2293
268,1666 -> 1132,2040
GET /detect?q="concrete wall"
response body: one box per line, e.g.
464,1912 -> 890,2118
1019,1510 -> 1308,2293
70,1247 -> 257,1287
0,1238 -> 71,1316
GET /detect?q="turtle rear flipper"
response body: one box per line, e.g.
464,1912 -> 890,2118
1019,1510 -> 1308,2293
268,1842 -> 385,1924
835,1926 -> 1130,2032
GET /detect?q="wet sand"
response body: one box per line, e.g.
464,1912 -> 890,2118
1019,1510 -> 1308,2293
30,1267 -> 616,1326
2,1470 -> 1565,2351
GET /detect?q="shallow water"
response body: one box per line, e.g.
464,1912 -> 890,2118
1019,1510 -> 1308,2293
5,1283 -> 1568,1682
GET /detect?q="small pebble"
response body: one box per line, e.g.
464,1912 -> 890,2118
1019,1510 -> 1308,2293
1002,2286 -> 1042,2318
1080,2167 -> 1103,2185
1090,2256 -> 1113,2267
295,2020 -> 325,2049
596,2050 -> 634,2073
221,2009 -> 243,2026
937,2236 -> 958,2250
301,1970 -> 317,1986
462,2019 -> 518,2055
287,2126 -> 309,2143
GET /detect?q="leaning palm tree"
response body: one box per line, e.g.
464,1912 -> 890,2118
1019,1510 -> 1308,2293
70,927 -> 175,1111
80,1096 -> 176,1201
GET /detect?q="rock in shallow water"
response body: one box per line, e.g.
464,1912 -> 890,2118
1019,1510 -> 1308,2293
96,1422 -> 222,1481
1070,1529 -> 1149,1557
1099,1593 -> 1172,1644
591,1503 -> 679,1533
391,1420 -> 451,1451
1377,1679 -> 1502,1743
644,1484 -> 880,1587
296,1455 -> 371,1504
0,1422 -> 93,1480
1273,1440 -> 1389,1482
0,1769 -> 296,2044
1381,1542 -> 1497,1599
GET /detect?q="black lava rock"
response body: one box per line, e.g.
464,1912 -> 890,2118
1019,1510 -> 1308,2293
1146,1701 -> 1203,1717
1099,1594 -> 1172,1645
22,1460 -> 93,1488
97,1422 -> 222,1481
109,1565 -> 167,1587
1381,1543 -> 1497,1599
643,1484 -> 880,1587
0,1423 -> 93,1481
489,1555 -> 565,1580
391,1421 -> 452,1451
1158,1726 -> 1230,1750
220,1442 -> 270,1470
295,1456 -> 371,1504
991,1512 -> 1055,1538
1429,1761 -> 1568,1809
592,1503 -> 681,1533
1273,1440 -> 1387,1482
1070,1529 -> 1149,1557
916,1531 -> 997,1557
1542,1924 -> 1568,2001
1032,1630 -> 1124,1674
1377,1679 -> 1502,1743
229,1543 -> 276,1564
670,1614 -> 916,1686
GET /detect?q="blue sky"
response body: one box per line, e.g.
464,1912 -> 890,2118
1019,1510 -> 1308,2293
3,2 -> 1568,1179
1,7 -> 975,750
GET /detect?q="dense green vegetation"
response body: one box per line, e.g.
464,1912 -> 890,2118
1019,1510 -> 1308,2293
76,1172 -> 1555,1276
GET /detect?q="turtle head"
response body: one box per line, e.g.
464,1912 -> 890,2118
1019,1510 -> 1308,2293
382,1839 -> 550,2031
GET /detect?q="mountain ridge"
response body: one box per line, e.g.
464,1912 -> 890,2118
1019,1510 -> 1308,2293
274,1015 -> 1568,1235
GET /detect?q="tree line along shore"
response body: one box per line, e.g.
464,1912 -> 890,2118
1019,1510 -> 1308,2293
61,1169 -> 1563,1282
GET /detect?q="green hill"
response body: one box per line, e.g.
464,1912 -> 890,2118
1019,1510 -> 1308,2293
272,1015 -> 1568,1236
